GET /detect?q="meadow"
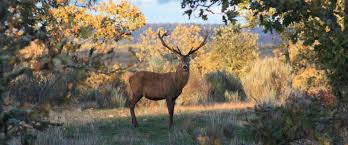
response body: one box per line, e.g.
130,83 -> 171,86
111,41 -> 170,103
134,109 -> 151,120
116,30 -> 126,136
1,1 -> 347,145
9,103 -> 255,145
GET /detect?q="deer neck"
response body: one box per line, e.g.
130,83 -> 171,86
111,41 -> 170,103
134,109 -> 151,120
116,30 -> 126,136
173,64 -> 189,90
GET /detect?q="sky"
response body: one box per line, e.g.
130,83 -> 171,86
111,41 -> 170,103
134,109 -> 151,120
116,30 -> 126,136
127,0 -> 223,24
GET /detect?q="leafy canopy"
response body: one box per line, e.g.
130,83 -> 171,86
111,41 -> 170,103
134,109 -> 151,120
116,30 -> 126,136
0,0 -> 145,144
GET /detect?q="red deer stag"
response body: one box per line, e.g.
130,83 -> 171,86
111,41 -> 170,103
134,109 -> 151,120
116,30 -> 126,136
127,31 -> 208,128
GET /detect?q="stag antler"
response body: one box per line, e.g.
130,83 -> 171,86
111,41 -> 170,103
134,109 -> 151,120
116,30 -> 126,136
158,31 -> 184,56
185,31 -> 209,56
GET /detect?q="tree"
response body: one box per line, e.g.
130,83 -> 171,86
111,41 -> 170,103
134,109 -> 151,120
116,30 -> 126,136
181,0 -> 347,144
205,24 -> 258,76
0,0 -> 145,144
181,0 -> 347,85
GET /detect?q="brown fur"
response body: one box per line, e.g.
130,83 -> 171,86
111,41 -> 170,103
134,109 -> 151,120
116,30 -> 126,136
127,31 -> 208,128
127,63 -> 189,128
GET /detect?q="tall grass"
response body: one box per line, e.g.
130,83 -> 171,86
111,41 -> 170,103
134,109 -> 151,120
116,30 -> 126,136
7,71 -> 77,105
242,58 -> 292,104
96,85 -> 128,108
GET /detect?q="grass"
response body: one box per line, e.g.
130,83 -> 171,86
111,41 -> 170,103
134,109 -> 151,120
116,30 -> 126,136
10,102 -> 255,145
242,58 -> 292,104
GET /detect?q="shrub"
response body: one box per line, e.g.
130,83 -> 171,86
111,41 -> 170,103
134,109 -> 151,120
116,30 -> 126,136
288,41 -> 334,100
205,71 -> 246,103
70,72 -> 130,109
241,91 -> 333,145
288,41 -> 318,71
82,72 -> 115,89
6,69 -> 131,109
177,70 -> 247,105
17,39 -> 47,60
75,72 -> 116,104
196,24 -> 258,76
242,58 -> 292,104
292,67 -> 331,92
291,65 -> 336,109
307,87 -> 336,108
8,71 -> 80,105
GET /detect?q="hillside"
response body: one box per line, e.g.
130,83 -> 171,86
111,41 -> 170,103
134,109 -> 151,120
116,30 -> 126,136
125,23 -> 282,48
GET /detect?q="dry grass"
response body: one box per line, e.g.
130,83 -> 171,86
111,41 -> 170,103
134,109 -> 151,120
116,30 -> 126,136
9,103 -> 256,145
176,102 -> 254,113
44,102 -> 254,123
242,58 -> 292,104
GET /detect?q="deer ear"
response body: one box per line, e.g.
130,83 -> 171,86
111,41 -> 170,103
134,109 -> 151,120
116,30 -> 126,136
175,54 -> 183,60
167,53 -> 181,61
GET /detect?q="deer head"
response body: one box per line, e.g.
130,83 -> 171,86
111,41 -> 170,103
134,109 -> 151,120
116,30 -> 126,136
158,31 -> 208,72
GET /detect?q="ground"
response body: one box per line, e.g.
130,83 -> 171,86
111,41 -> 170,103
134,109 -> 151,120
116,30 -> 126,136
11,102 -> 256,145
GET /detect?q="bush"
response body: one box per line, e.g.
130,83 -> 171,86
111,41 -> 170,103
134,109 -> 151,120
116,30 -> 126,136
82,72 -> 115,89
72,72 -> 130,109
75,72 -> 117,104
288,41 -> 318,71
292,67 -> 331,92
178,70 -> 247,105
196,24 -> 258,76
205,71 -> 246,102
8,71 -> 81,105
8,70 -> 129,109
242,58 -> 292,104
241,91 -> 333,145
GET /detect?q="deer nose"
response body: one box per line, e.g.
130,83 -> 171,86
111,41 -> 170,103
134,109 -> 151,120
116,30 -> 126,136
183,65 -> 188,70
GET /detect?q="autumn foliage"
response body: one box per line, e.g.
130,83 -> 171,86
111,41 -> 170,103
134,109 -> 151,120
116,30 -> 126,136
0,0 -> 145,144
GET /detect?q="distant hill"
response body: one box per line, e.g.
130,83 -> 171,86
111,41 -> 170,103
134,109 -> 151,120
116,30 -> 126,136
124,23 -> 282,48
127,23 -> 219,43
246,27 -> 282,48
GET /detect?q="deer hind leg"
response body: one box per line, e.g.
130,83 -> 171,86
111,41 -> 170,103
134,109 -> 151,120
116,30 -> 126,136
166,99 -> 175,128
129,95 -> 142,127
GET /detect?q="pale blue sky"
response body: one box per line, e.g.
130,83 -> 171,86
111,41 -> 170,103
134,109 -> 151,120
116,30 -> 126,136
127,0 -> 223,24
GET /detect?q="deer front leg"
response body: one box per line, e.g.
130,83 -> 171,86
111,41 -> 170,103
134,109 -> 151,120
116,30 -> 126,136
166,99 -> 175,128
129,95 -> 142,127
130,103 -> 138,127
